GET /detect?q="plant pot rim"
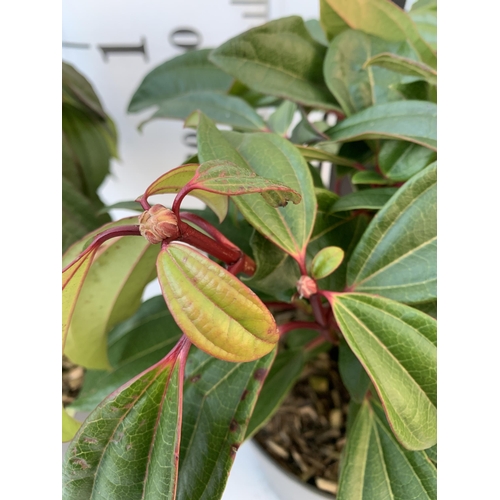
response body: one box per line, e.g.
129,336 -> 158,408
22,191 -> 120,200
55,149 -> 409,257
250,438 -> 336,499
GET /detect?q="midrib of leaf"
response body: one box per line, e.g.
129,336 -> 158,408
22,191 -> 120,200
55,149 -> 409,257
335,300 -> 435,439
373,411 -> 435,496
310,214 -> 353,242
354,235 -> 437,288
350,180 -> 435,286
371,417 -> 396,500
86,367 -> 165,499
141,361 -> 178,499
363,276 -> 435,290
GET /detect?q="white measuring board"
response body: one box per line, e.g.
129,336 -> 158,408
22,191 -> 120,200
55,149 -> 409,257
62,0 -> 320,215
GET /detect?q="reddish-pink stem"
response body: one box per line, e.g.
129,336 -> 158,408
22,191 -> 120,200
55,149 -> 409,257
62,225 -> 141,273
180,212 -> 239,251
278,321 -> 324,337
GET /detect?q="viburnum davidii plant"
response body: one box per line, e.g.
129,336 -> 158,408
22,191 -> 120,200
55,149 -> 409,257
62,0 -> 437,498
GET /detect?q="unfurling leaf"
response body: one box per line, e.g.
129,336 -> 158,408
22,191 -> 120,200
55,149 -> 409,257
325,292 -> 437,450
157,242 -> 279,362
142,163 -> 228,223
185,160 -> 302,207
62,337 -> 190,500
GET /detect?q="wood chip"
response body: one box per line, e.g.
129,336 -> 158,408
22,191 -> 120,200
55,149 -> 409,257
266,440 -> 289,459
316,478 -> 338,495
329,408 -> 343,429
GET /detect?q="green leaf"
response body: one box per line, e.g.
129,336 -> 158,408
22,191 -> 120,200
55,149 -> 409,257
329,187 -> 398,213
98,200 -> 144,214
244,231 -> 301,302
319,0 -> 349,40
209,16 -> 340,111
62,178 -> 111,252
177,346 -> 276,500
63,62 -> 107,120
311,246 -> 345,279
189,160 -> 302,207
410,9 -> 437,52
337,399 -> 437,499
267,100 -> 298,136
157,242 -> 279,362
320,0 -> 437,68
65,236 -> 158,370
246,348 -> 306,438
347,163 -> 436,303
327,100 -> 437,151
63,339 -> 189,500
62,246 -> 98,351
128,49 -> 233,113
62,106 -> 116,197
338,340 -> 370,403
140,91 -> 267,132
324,30 -> 419,116
365,52 -> 437,85
143,163 -> 228,223
296,144 -> 359,167
304,19 -> 329,46
62,406 -> 82,443
379,140 -> 437,181
290,116 -> 329,144
352,170 -> 390,185
71,296 -> 182,412
328,292 -> 437,450
197,113 -> 317,259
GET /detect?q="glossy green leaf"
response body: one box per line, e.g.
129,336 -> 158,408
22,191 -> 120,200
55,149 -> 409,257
62,246 -> 98,350
98,201 -> 144,214
328,292 -> 437,450
63,339 -> 189,500
128,49 -> 233,113
338,341 -> 370,403
157,242 -> 279,362
197,114 -> 317,259
337,399 -> 437,499
246,348 -> 306,438
329,187 -> 398,213
143,163 -> 228,223
290,116 -> 329,144
189,160 -> 302,207
320,0 -> 437,68
244,231 -> 301,302
139,91 -> 267,132
352,170 -> 389,185
365,52 -> 437,85
209,16 -> 340,111
62,406 -> 82,443
267,100 -> 298,136
347,163 -> 436,303
71,296 -> 183,412
379,140 -> 437,181
177,346 -> 276,500
324,30 -> 419,116
327,100 -> 437,151
311,246 -> 345,279
65,236 -> 158,370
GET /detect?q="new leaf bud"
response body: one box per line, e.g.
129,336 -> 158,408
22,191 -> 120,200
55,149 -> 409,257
139,205 -> 180,244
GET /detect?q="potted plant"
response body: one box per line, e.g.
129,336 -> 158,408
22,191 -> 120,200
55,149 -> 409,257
62,0 -> 437,498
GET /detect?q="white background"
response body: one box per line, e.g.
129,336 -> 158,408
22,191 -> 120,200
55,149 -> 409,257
2,1 -> 500,499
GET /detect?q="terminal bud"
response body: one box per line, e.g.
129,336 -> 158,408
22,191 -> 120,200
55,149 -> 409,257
139,205 -> 180,244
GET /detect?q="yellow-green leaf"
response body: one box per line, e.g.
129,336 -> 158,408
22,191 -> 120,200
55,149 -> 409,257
157,242 -> 279,362
143,163 -> 228,223
311,246 -> 345,279
62,406 -> 82,443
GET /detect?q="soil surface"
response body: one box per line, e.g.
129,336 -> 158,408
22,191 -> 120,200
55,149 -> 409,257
254,348 -> 349,496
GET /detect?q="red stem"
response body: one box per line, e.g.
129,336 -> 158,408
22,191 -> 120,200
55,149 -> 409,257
180,212 -> 239,251
62,225 -> 141,273
278,321 -> 324,336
